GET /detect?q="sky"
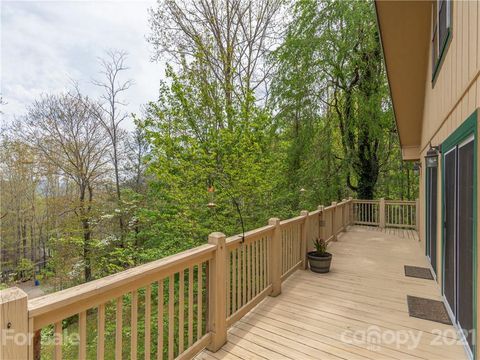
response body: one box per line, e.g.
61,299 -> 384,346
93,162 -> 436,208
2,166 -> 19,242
1,0 -> 164,130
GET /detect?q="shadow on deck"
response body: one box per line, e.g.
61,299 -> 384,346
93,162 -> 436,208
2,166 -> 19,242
198,226 -> 467,360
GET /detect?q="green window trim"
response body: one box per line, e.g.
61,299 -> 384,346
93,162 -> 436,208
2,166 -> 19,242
431,0 -> 453,84
432,29 -> 452,84
441,109 -> 478,359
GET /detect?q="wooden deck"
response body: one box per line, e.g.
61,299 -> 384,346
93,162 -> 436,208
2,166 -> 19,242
197,226 -> 467,360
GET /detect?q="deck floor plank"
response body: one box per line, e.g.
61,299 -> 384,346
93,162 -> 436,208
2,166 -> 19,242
197,226 -> 467,360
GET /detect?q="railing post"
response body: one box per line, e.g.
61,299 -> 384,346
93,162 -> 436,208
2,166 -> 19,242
0,287 -> 29,360
300,210 -> 309,270
318,205 -> 325,241
331,202 -> 338,241
341,199 -> 347,231
379,198 -> 386,228
268,218 -> 282,297
415,198 -> 420,231
207,232 -> 227,352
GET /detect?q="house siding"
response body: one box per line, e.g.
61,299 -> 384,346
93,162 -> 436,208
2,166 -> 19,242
417,0 -> 479,356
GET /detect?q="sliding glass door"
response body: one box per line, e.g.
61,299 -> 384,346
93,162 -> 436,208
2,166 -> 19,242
442,111 -> 477,355
457,136 -> 474,350
443,148 -> 456,313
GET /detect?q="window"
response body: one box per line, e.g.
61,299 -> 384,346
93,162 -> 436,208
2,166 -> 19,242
431,0 -> 452,81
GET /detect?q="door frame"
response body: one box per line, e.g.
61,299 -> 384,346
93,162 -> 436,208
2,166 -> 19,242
425,164 -> 438,275
441,109 -> 478,359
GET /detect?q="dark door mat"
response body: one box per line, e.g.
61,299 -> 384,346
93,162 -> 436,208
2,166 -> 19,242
404,265 -> 434,280
406,295 -> 452,325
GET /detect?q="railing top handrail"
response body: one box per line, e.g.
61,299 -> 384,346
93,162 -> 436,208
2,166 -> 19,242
308,209 -> 321,216
352,199 -> 379,204
226,224 -> 275,247
385,200 -> 416,205
279,215 -> 305,227
353,198 -> 416,204
28,243 -> 216,319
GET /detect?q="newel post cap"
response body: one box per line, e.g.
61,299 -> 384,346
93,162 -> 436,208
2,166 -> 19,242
268,218 -> 280,226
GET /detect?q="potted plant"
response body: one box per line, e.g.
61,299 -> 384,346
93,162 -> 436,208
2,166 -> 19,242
307,238 -> 332,273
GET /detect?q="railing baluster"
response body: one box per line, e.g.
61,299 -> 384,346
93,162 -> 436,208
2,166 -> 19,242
145,285 -> 151,360
232,249 -> 236,314
285,227 -> 293,272
288,227 -> 291,269
187,267 -> 193,348
256,239 -> 260,295
237,248 -> 241,309
168,275 -> 174,360
265,236 -> 269,287
248,243 -> 252,301
261,238 -> 265,289
251,242 -> 255,297
197,264 -> 202,341
293,225 -> 296,264
260,238 -> 264,290
115,297 -> 122,360
79,311 -> 87,360
285,228 -> 288,272
178,271 -> 184,354
226,253 -> 231,316
288,227 -> 292,270
252,241 -> 256,297
157,280 -> 164,360
131,290 -> 138,360
242,246 -> 246,306
54,321 -> 62,360
97,303 -> 105,360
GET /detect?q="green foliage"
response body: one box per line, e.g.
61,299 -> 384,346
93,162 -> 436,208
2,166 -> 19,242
139,62 -> 283,251
270,0 -> 417,200
313,238 -> 328,256
44,236 -> 83,291
16,258 -> 34,281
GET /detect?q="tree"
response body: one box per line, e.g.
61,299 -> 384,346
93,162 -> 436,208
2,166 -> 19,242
23,92 -> 110,282
148,0 -> 283,126
92,49 -> 134,242
0,133 -> 40,270
124,125 -> 149,193
272,0 -> 396,199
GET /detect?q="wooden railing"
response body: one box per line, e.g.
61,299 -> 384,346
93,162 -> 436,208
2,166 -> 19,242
5,197 -> 414,360
352,198 -> 419,229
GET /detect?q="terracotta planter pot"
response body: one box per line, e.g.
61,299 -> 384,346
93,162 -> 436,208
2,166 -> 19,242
307,251 -> 332,273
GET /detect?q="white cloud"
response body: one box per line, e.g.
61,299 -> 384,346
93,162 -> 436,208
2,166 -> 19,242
1,0 -> 164,130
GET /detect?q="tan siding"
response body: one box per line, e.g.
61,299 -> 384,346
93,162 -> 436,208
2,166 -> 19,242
469,0 -> 477,79
478,0 -> 480,72
420,1 -> 479,153
462,0 -> 468,91
418,1 -> 479,356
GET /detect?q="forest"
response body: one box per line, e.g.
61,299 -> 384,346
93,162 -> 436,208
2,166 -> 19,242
0,0 -> 418,293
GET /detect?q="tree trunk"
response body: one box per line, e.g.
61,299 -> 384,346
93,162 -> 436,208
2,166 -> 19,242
79,183 -> 93,282
113,143 -> 125,246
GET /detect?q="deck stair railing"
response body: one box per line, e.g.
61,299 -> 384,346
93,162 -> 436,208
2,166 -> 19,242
0,197 -> 417,360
